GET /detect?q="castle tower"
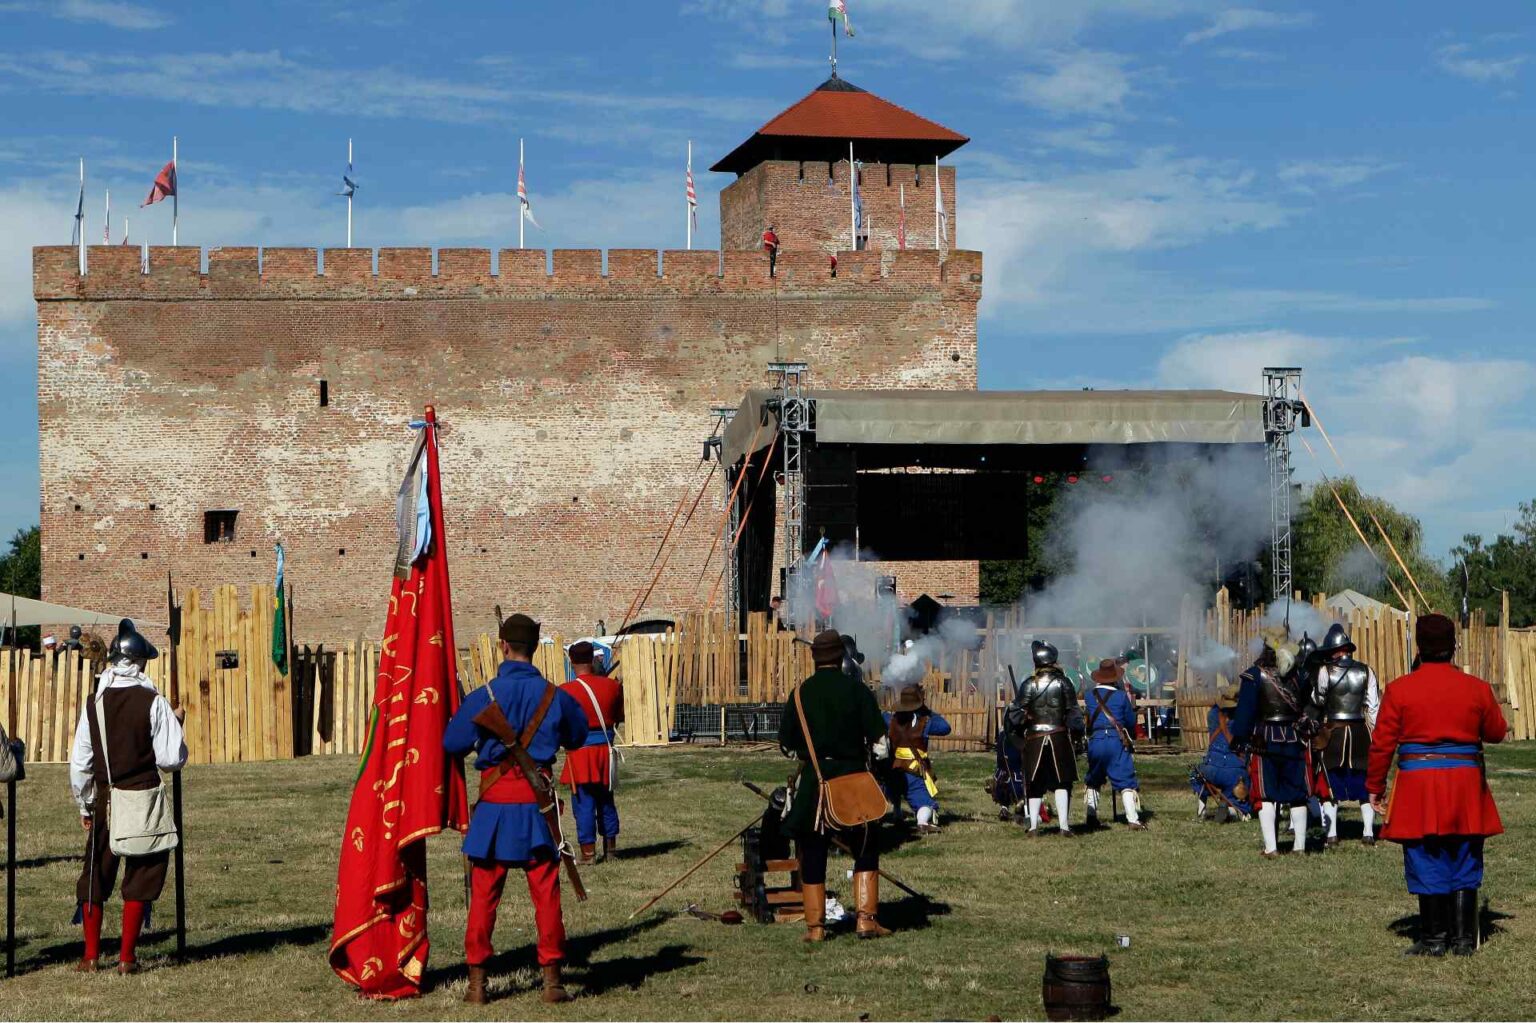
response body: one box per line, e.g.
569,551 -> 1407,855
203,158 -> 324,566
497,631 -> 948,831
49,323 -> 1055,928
712,77 -> 967,255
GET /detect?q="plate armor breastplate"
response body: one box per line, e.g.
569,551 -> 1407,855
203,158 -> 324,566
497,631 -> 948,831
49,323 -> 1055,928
1023,669 -> 1073,731
1323,660 -> 1369,721
1256,669 -> 1300,723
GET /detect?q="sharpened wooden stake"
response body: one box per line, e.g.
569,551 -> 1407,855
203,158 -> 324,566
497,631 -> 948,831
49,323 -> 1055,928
627,813 -> 764,921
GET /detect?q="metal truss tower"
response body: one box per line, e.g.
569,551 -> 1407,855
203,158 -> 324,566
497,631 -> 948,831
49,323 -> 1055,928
1263,367 -> 1305,605
768,361 -> 810,586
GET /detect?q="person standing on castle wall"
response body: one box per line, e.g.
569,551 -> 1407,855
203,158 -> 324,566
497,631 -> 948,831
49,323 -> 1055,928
69,619 -> 186,974
762,224 -> 779,277
882,683 -> 949,834
1367,614 -> 1507,957
1082,659 -> 1145,830
443,613 -> 589,1004
559,641 -> 623,865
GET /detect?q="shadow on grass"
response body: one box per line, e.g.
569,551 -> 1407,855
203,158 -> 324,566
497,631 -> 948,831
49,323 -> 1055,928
612,839 -> 689,861
881,894 -> 951,933
20,920 -> 330,975
430,913 -> 681,992
1387,904 -> 1513,945
17,853 -> 83,869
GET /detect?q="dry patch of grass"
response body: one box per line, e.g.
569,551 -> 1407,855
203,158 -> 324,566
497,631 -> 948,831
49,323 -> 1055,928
2,742 -> 1534,1020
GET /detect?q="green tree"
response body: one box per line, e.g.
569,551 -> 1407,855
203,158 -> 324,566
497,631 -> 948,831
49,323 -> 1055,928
1448,499 -> 1536,627
1292,478 -> 1451,614
0,526 -> 41,646
980,481 -> 1059,605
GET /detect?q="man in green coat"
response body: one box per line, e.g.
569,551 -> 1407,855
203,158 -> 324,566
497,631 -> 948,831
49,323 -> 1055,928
778,630 -> 890,942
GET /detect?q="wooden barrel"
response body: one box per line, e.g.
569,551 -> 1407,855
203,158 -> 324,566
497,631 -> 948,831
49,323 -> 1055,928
1042,953 -> 1112,1022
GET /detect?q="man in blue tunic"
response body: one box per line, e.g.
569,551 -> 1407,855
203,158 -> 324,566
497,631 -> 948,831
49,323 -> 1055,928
1230,631 -> 1311,857
1082,660 -> 1145,830
443,613 -> 589,1005
1190,684 -> 1252,821
883,684 -> 951,833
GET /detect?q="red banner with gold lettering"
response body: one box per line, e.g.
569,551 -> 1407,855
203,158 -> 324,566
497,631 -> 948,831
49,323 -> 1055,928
329,405 -> 470,999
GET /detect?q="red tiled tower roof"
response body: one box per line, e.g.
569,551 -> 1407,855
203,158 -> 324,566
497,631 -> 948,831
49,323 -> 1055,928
711,77 -> 968,175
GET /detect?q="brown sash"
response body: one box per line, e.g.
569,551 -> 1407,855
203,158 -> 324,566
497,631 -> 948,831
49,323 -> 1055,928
478,682 -> 558,799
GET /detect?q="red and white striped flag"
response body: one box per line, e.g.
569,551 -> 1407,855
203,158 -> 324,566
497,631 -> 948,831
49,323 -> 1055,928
517,156 -> 541,230
897,183 -> 907,250
141,159 -> 176,207
686,164 -> 698,231
103,189 -> 111,244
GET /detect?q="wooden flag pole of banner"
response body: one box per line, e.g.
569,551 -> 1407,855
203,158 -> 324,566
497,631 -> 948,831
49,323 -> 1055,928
329,405 -> 470,999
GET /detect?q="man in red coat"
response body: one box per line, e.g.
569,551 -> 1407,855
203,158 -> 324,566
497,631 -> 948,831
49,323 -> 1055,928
762,224 -> 779,277
1367,614 -> 1508,957
560,642 -> 624,864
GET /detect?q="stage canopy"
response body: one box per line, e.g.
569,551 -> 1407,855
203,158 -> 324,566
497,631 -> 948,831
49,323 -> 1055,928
722,389 -> 1268,466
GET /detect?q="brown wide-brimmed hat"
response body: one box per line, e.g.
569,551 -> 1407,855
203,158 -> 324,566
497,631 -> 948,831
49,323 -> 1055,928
1416,613 -> 1457,661
810,629 -> 845,665
1091,658 -> 1123,684
1216,683 -> 1240,709
896,684 -> 926,712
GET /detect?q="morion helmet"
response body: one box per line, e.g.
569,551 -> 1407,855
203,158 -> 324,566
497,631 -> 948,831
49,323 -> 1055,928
1318,623 -> 1355,656
110,618 -> 159,662
1031,640 -> 1059,669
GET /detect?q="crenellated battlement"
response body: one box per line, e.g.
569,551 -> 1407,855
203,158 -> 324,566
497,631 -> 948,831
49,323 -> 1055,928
34,244 -> 981,302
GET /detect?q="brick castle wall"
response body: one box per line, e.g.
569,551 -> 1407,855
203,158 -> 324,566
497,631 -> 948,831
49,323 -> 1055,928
720,160 -> 957,255
36,243 -> 980,642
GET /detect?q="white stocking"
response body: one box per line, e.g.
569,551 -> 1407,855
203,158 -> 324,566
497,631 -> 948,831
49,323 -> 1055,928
916,805 -> 935,828
1054,789 -> 1071,831
1290,806 -> 1309,852
1259,803 -> 1279,853
1195,795 -> 1208,819
1085,788 -> 1100,817
1322,801 -> 1338,839
1361,802 -> 1376,838
1027,797 -> 1043,831
1122,789 -> 1141,825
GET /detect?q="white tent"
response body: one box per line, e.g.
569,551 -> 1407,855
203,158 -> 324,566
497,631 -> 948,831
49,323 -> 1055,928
0,592 -> 163,630
1325,589 -> 1407,620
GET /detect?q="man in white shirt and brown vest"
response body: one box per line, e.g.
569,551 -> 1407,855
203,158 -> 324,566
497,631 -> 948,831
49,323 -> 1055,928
69,619 -> 187,974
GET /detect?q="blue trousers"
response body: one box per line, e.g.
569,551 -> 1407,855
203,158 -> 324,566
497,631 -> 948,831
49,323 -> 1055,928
570,783 -> 619,847
1402,837 -> 1484,895
887,770 -> 938,812
1084,733 -> 1139,791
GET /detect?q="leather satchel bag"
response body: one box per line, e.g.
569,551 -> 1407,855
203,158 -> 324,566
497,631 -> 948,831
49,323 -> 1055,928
94,693 -> 179,858
793,685 -> 890,829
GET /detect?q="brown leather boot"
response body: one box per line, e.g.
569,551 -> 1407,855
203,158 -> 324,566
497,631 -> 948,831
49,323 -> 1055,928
853,871 -> 892,939
116,960 -> 140,975
602,836 -> 618,862
541,963 -> 572,1003
75,957 -> 98,973
579,843 -> 596,865
800,882 -> 826,943
463,964 -> 489,1004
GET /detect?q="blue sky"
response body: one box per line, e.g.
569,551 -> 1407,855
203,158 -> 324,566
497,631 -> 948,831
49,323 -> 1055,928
1,0 -> 1532,560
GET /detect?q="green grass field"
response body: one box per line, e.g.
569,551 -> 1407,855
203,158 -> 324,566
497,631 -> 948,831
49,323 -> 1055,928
3,742 -> 1534,1021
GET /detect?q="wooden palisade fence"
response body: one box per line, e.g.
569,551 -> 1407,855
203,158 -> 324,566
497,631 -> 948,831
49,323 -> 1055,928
6,588 -> 1535,764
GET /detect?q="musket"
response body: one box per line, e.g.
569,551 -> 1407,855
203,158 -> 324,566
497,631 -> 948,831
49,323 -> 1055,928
627,810 -> 764,921
470,699 -> 587,901
166,573 -> 187,959
737,779 -> 927,901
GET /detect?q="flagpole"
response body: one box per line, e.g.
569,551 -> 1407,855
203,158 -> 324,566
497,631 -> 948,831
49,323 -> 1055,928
830,14 -> 838,78
171,135 -> 179,247
104,188 -> 110,245
518,138 -> 525,250
849,141 -> 856,251
346,138 -> 353,249
76,158 -> 86,275
686,140 -> 693,251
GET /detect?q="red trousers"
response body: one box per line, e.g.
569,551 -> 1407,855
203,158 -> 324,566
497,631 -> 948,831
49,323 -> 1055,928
465,855 -> 566,967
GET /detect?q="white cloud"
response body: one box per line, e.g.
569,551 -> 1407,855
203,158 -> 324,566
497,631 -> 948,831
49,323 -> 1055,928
0,50 -> 760,127
1182,8 -> 1312,45
1011,50 -> 1138,116
1154,330 -> 1536,553
1435,42 -> 1527,84
0,0 -> 171,29
1277,159 -> 1394,193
